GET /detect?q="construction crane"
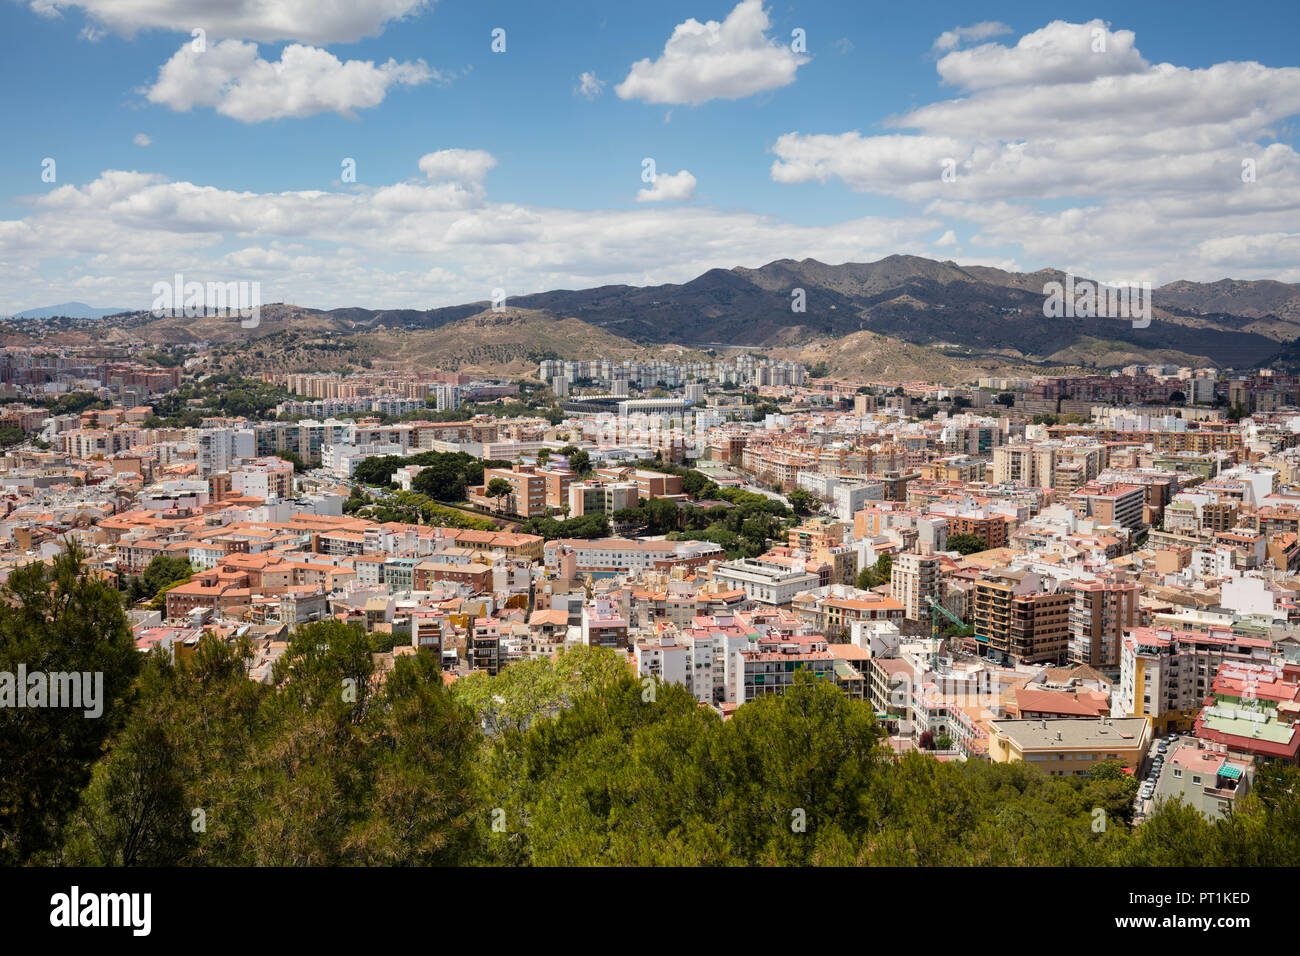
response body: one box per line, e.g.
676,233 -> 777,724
924,595 -> 968,671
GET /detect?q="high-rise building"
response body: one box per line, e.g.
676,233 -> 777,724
891,552 -> 941,622
1068,576 -> 1141,669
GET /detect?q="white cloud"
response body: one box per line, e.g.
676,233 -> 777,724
32,0 -> 431,45
0,158 -> 941,311
142,40 -> 435,122
935,229 -> 958,247
936,20 -> 1146,90
931,21 -> 1012,54
133,133 -> 152,146
636,170 -> 697,203
417,149 -> 497,185
615,0 -> 807,106
576,71 -> 605,100
770,20 -> 1300,280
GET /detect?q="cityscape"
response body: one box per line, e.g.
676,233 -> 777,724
0,0 -> 1295,925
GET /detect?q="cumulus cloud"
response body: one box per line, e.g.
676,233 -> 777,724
132,133 -> 152,146
635,170 -> 697,203
32,0 -> 431,45
769,20 -> 1300,280
576,71 -> 605,99
142,40 -> 435,122
936,19 -> 1147,90
417,149 -> 497,185
616,0 -> 807,106
0,158 -> 941,311
931,21 -> 1012,54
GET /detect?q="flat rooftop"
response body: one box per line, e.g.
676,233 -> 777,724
989,717 -> 1149,750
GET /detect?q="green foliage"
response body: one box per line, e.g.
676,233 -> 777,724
43,392 -> 110,417
352,450 -> 502,504
566,449 -> 592,476
20,547 -> 1298,869
123,554 -> 193,605
147,375 -> 293,426
857,552 -> 893,590
668,486 -> 788,558
485,477 -> 513,510
519,513 -> 610,540
0,545 -> 140,864
947,532 -> 989,555
787,487 -> 817,516
353,488 -> 500,530
452,647 -> 630,736
65,621 -> 479,866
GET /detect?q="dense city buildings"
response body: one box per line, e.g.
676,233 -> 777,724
5,336 -> 1300,877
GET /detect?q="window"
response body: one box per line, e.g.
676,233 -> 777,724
1192,775 -> 1202,784
1173,769 -> 1182,778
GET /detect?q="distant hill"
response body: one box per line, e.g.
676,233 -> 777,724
6,302 -> 134,319
10,256 -> 1299,376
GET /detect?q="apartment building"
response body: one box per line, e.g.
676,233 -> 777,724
987,716 -> 1153,772
544,538 -> 724,575
971,569 -> 1072,665
538,465 -> 577,510
993,443 -> 1060,489
594,466 -> 684,498
230,457 -> 294,501
1070,482 -> 1146,530
678,614 -> 756,704
891,552 -> 941,622
1117,626 -> 1273,734
1067,575 -> 1141,670
868,657 -> 914,721
469,618 -> 503,675
1152,739 -> 1254,820
942,509 -> 1011,550
731,636 -> 836,704
711,558 -> 822,606
791,586 -> 906,635
788,517 -> 847,552
468,465 -> 549,518
1192,661 -> 1300,764
635,634 -> 689,688
569,480 -> 639,517
412,560 -> 492,592
581,598 -> 629,649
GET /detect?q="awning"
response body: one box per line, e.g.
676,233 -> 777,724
1218,763 -> 1243,780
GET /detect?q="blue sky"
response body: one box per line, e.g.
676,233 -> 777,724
1,0 -> 1298,313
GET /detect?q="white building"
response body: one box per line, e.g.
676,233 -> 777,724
711,558 -> 821,606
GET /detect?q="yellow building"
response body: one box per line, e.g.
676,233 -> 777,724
986,716 -> 1153,774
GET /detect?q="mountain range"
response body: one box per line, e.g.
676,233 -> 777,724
5,301 -> 134,320
9,256 -> 1300,379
